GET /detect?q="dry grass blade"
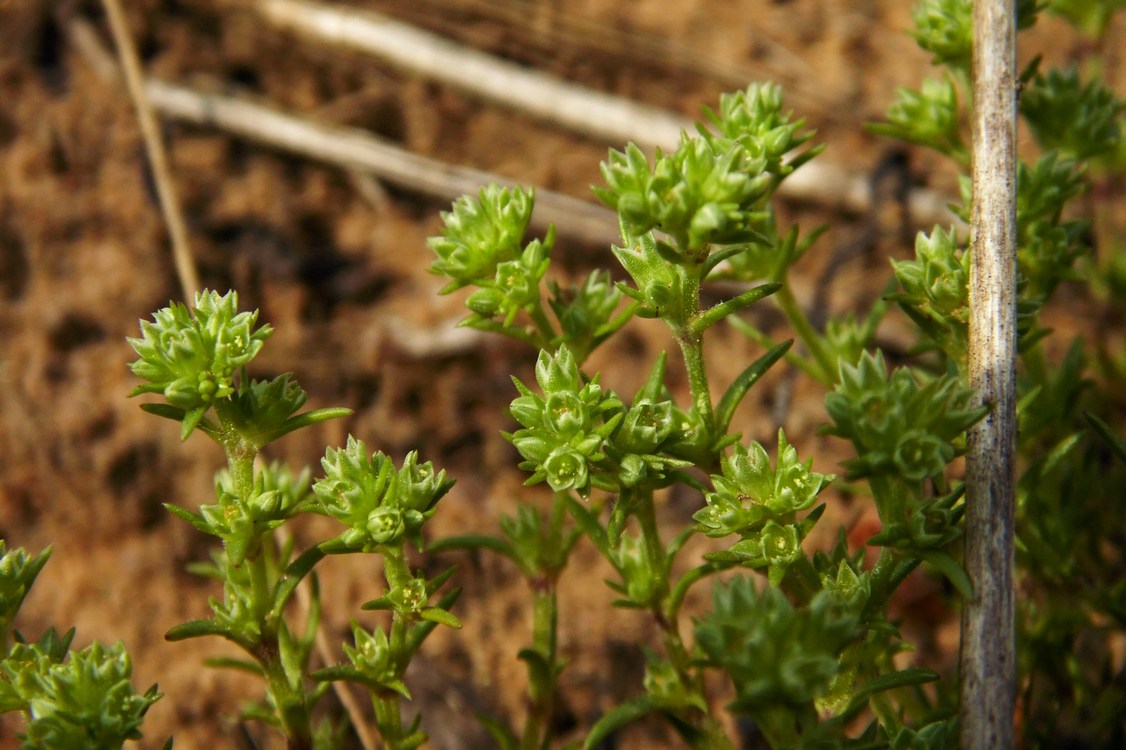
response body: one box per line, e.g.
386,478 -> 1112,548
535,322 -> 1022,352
99,0 -> 200,300
142,79 -> 621,244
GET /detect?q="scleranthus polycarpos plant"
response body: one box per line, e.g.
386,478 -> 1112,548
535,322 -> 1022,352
3,1 -> 1123,748
0,542 -> 164,750
124,289 -> 461,750
424,74 -> 986,748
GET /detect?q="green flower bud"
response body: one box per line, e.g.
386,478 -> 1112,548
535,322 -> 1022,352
543,446 -> 590,493
466,286 -> 503,317
366,507 -> 405,545
544,392 -> 590,435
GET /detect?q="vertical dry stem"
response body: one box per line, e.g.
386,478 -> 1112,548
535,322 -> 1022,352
961,1 -> 1018,748
101,0 -> 200,300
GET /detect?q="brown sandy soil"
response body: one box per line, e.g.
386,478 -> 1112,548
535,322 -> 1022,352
1,1 -> 1123,748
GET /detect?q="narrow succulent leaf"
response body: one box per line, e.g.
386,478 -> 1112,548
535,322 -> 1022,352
266,407 -> 354,443
165,619 -> 242,645
477,713 -> 520,750
162,503 -> 210,533
693,282 -> 782,335
517,648 -> 555,689
841,668 -> 940,721
202,657 -> 264,676
917,549 -> 972,599
584,697 -> 666,749
406,588 -> 463,655
425,565 -> 460,595
1086,412 -> 1126,465
179,405 -> 209,441
715,339 -> 792,434
566,496 -> 610,556
138,402 -> 188,421
425,535 -> 517,560
420,607 -> 462,629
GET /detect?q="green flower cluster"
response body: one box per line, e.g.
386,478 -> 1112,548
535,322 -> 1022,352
910,0 -> 973,71
702,82 -> 822,179
507,346 -> 624,497
694,430 -> 832,585
507,348 -> 693,497
1020,65 -> 1123,161
128,290 -> 271,439
312,437 -> 454,552
322,622 -> 409,698
0,542 -> 51,652
428,186 -> 633,361
547,270 -> 627,363
823,352 -> 985,483
911,0 -> 1037,72
428,184 -> 534,292
595,82 -> 816,257
1016,154 -> 1091,302
596,139 -> 770,257
0,634 -> 160,750
890,227 -> 970,366
874,78 -> 966,164
167,463 -> 311,567
465,231 -> 553,327
694,577 -> 859,714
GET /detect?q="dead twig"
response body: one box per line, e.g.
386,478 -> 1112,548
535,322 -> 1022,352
254,0 -> 956,227
70,13 -> 620,245
99,0 -> 200,299
960,1 -> 1018,748
141,78 -> 622,244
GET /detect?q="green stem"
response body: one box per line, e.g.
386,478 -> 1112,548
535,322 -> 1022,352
373,691 -> 406,749
521,583 -> 559,750
676,327 -> 716,435
632,490 -> 732,750
528,297 -> 557,347
374,548 -> 416,749
262,647 -> 313,750
667,262 -> 716,435
774,282 -> 836,384
252,548 -> 312,749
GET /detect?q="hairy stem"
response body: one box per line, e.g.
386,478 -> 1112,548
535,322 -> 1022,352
774,282 -> 835,384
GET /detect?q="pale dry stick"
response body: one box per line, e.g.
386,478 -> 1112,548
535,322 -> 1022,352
368,0 -> 827,108
142,79 -> 623,244
67,17 -> 617,245
254,0 -> 957,228
960,0 -> 1018,748
99,0 -> 201,300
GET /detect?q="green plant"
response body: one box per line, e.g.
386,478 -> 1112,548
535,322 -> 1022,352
12,1 -> 1122,748
126,289 -> 460,750
0,542 -> 164,749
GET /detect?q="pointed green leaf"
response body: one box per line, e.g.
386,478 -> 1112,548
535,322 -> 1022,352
842,668 -> 939,721
917,549 -> 972,599
584,696 -> 665,749
420,607 -> 462,629
1086,412 -> 1126,465
715,339 -> 792,434
476,713 -> 519,750
693,282 -> 782,335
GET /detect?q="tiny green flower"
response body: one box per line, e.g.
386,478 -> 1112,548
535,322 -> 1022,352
129,290 -> 272,439
695,430 -> 831,538
428,185 -> 534,291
